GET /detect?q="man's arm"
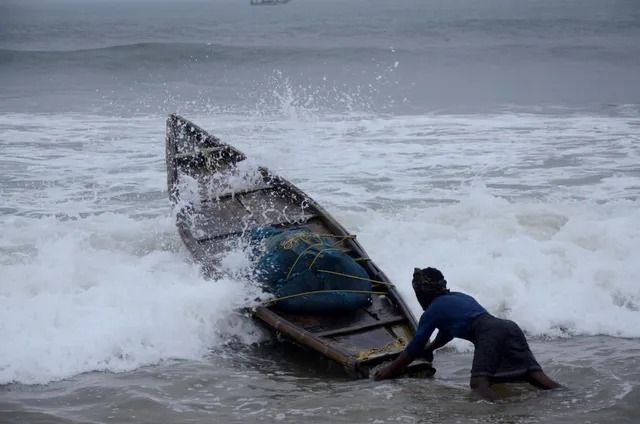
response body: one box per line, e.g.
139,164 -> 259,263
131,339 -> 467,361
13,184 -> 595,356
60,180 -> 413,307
373,310 -> 437,380
421,330 -> 453,362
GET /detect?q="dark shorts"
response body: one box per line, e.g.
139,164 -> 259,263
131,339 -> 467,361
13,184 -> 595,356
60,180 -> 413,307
469,314 -> 542,379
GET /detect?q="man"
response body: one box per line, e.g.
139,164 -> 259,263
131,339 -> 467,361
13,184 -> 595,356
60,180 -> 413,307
374,267 -> 562,401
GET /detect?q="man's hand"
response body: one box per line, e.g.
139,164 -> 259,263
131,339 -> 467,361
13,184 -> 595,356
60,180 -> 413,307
421,349 -> 434,363
372,351 -> 413,381
373,364 -> 397,381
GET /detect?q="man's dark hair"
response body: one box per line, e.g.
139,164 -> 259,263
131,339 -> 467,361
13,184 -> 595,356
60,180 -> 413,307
412,267 -> 448,295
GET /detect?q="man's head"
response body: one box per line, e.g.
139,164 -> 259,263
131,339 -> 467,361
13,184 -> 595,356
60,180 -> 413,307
412,267 -> 449,309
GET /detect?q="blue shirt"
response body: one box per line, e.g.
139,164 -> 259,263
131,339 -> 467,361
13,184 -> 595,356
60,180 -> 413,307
404,291 -> 488,359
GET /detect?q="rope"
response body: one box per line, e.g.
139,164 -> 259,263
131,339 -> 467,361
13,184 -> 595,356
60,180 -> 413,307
308,247 -> 343,269
315,269 -> 392,286
260,231 -> 395,310
264,289 -> 387,305
311,233 -> 356,241
282,233 -> 348,280
280,232 -> 354,250
285,243 -> 339,280
277,232 -> 388,286
281,233 -> 317,250
357,337 -> 407,360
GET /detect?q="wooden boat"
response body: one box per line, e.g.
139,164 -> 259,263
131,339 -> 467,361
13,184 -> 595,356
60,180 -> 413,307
165,114 -> 435,379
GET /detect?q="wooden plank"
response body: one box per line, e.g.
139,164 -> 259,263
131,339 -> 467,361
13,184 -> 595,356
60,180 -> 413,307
315,316 -> 406,338
252,306 -> 356,370
333,327 -> 402,355
194,214 -> 320,242
280,307 -> 374,333
185,198 -> 251,241
239,190 -> 315,227
208,185 -> 276,202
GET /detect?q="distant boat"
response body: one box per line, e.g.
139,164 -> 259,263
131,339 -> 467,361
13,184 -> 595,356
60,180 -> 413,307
250,0 -> 291,5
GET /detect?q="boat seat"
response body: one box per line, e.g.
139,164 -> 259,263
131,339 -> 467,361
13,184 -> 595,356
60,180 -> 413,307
182,193 -> 318,242
203,185 -> 277,202
195,215 -> 319,242
316,316 -> 405,338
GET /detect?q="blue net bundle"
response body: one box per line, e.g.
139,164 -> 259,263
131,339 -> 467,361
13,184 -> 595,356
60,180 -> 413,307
249,227 -> 372,314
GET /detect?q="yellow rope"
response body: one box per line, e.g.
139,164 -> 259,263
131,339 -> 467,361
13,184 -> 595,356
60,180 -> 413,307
281,233 -> 317,249
281,232 -> 351,280
357,337 -> 407,360
308,247 -> 342,269
311,233 -> 356,241
280,232 -> 354,250
275,233 -> 381,283
285,242 -> 337,280
315,269 -> 392,286
265,289 -> 387,305
281,236 -> 393,286
261,232 -> 395,312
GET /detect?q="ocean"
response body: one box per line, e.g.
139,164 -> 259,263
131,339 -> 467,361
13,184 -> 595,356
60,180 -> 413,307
1,0 -> 639,422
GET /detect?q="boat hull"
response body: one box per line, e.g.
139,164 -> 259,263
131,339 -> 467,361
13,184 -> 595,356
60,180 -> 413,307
165,114 -> 435,378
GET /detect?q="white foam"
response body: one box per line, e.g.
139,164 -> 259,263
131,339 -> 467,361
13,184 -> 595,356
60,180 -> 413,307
0,213 -> 264,385
354,188 -> 640,339
1,109 -> 638,384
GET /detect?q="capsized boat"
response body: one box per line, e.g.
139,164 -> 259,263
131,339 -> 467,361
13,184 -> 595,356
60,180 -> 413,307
165,114 -> 435,378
